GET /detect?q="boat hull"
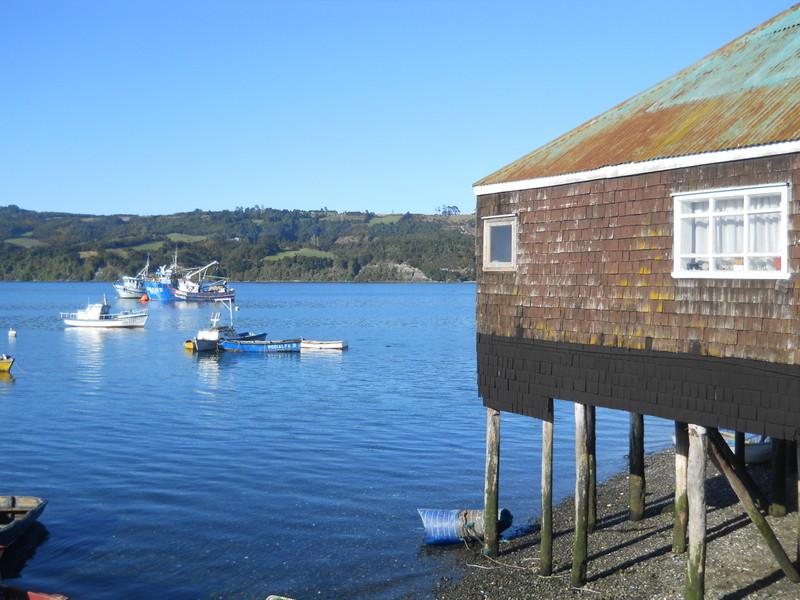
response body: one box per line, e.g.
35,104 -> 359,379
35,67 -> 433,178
62,314 -> 148,328
0,496 -> 47,548
143,281 -> 176,301
300,339 -> 348,351
112,282 -> 146,299
172,288 -> 236,302
219,339 -> 301,353
0,356 -> 13,373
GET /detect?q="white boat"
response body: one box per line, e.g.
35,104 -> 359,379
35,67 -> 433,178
61,295 -> 148,328
672,429 -> 772,464
300,339 -> 348,351
184,299 -> 265,352
112,259 -> 150,299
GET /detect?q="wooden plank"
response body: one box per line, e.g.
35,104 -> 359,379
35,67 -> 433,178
540,399 -> 554,576
673,421 -> 688,553
483,407 -> 500,558
707,428 -> 800,583
572,403 -> 589,588
685,424 -> 707,600
629,412 -> 645,521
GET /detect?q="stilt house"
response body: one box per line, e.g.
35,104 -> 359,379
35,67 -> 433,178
473,4 -> 800,595
475,5 -> 800,438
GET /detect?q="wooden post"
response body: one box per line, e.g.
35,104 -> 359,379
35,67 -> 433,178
707,428 -> 800,582
685,424 -> 707,600
796,441 -> 800,563
673,421 -> 688,553
770,438 -> 787,517
588,405 -> 597,533
735,431 -> 745,464
572,403 -> 589,588
540,398 -> 554,577
483,407 -> 500,558
629,412 -> 645,521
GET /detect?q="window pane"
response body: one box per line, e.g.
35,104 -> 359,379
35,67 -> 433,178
489,224 -> 512,263
714,215 -> 743,254
749,212 -> 780,253
681,200 -> 708,214
750,194 -> 781,210
715,198 -> 743,213
681,217 -> 707,254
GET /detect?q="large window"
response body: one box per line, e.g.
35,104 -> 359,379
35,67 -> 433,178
673,184 -> 789,279
483,214 -> 517,271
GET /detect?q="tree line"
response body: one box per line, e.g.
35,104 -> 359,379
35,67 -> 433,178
0,205 -> 476,283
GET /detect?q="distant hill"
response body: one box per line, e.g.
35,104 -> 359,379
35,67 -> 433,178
0,205 -> 476,283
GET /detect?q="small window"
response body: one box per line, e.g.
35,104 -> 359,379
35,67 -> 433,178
673,184 -> 789,279
483,214 -> 517,271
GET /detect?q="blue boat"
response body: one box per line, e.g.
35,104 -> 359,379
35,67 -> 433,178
144,254 -> 235,302
219,338 -> 301,353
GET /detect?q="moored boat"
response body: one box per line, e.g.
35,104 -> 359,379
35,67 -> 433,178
219,338 -> 301,353
112,258 -> 150,299
184,299 -> 266,352
60,296 -> 148,328
0,496 -> 47,549
300,339 -> 348,351
172,261 -> 235,302
0,354 -> 13,373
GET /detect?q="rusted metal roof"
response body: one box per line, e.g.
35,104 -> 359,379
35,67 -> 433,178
475,5 -> 800,190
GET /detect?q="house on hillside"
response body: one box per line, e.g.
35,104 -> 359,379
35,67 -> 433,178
475,5 -> 800,439
472,4 -> 800,596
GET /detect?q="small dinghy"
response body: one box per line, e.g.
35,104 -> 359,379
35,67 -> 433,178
417,508 -> 512,545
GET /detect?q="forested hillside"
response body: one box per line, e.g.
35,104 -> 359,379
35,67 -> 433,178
0,205 -> 476,282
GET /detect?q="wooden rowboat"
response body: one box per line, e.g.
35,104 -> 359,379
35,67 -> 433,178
299,339 -> 348,351
0,496 -> 47,549
0,585 -> 68,600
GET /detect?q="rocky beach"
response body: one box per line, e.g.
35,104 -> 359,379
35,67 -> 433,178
434,449 -> 800,600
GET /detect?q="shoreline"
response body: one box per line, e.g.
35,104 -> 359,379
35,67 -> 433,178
434,449 -> 800,599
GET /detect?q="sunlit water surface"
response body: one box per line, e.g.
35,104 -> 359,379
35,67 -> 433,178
0,282 -> 673,599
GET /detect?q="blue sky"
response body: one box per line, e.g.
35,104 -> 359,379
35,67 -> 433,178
1,1 -> 793,216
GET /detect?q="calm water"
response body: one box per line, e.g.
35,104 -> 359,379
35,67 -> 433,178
0,282 -> 674,599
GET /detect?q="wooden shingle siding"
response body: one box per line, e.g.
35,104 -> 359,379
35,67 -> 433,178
476,154 -> 800,437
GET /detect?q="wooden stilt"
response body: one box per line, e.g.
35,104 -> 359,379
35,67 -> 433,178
629,412 -> 645,521
707,428 -> 800,582
588,405 -> 597,533
572,403 -> 589,588
734,431 -> 745,464
796,441 -> 800,563
770,438 -> 787,517
685,424 -> 707,600
673,421 -> 688,553
540,398 -> 554,577
483,407 -> 500,558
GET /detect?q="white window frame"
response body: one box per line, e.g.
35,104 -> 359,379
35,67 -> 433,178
482,213 -> 517,271
672,183 -> 790,280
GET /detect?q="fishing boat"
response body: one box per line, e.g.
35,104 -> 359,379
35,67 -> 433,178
0,496 -> 47,549
300,339 -> 348,351
0,354 -> 13,373
112,258 -> 150,299
61,296 -> 148,328
219,338 -> 301,353
172,261 -> 235,302
143,254 -> 181,301
184,299 -> 266,352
